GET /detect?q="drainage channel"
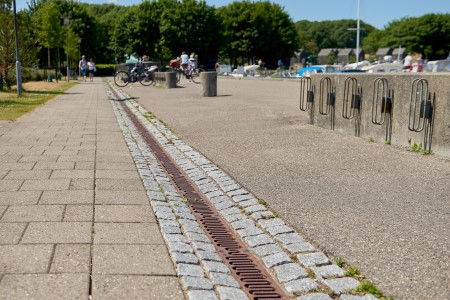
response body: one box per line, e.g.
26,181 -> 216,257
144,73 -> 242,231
108,86 -> 289,300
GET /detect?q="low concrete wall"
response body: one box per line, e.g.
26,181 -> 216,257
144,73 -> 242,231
303,74 -> 450,157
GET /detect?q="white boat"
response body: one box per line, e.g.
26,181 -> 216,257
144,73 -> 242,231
361,62 -> 404,73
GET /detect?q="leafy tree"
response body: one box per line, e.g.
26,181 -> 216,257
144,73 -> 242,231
218,1 -> 299,68
32,1 -> 62,66
159,0 -> 221,67
0,2 -> 39,86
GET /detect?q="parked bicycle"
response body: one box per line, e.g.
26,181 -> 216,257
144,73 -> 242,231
114,64 -> 158,87
170,65 -> 205,84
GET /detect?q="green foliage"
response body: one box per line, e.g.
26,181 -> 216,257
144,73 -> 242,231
363,14 -> 450,60
335,257 -> 345,267
354,281 -> 382,298
296,19 -> 375,54
218,1 -> 299,68
345,265 -> 361,277
95,64 -> 116,76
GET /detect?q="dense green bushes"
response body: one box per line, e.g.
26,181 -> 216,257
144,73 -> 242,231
95,64 -> 116,76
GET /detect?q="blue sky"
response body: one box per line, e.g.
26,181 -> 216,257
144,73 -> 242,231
20,0 -> 450,29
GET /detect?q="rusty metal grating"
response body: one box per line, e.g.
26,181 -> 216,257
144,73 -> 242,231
109,88 -> 288,300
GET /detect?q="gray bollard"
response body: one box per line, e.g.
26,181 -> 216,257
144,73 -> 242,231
200,72 -> 217,97
165,72 -> 177,89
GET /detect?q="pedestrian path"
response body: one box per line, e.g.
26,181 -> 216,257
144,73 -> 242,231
0,78 -> 381,299
0,79 -> 183,299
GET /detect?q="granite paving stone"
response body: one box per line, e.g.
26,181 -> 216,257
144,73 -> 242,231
187,290 -> 218,300
245,234 -> 275,248
251,211 -> 275,220
342,294 -> 380,300
297,252 -> 331,267
273,263 -> 309,283
196,251 -> 223,262
177,263 -> 205,277
312,265 -> 345,278
216,286 -> 250,300
324,278 -> 360,294
209,272 -> 240,288
275,233 -> 307,245
181,276 -> 214,290
252,244 -> 284,257
262,251 -> 292,268
283,242 -> 316,254
297,293 -> 333,300
191,241 -> 216,252
284,278 -> 319,294
202,260 -> 231,274
172,252 -> 199,265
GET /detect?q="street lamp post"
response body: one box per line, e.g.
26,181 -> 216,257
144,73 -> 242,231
12,0 -> 22,96
62,16 -> 70,82
78,39 -> 81,77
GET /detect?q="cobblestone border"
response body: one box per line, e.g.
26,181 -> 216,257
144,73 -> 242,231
106,83 -> 378,300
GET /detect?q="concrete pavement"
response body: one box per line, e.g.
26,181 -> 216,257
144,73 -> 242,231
124,77 -> 450,300
0,80 -> 184,299
1,76 -> 448,300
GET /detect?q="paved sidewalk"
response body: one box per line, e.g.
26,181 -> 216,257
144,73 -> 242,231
0,80 -> 184,299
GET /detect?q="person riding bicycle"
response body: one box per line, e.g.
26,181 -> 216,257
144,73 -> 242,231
169,57 -> 180,69
187,54 -> 196,76
180,51 -> 189,72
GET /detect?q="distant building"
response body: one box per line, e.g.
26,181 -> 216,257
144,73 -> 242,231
318,48 -> 338,65
375,48 -> 392,62
337,48 -> 364,64
392,47 -> 406,62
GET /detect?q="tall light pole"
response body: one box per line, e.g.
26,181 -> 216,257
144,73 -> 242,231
62,16 -> 70,82
348,0 -> 363,63
12,0 -> 22,96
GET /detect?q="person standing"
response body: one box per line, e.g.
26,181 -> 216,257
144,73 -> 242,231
87,58 -> 96,82
79,55 -> 87,81
403,52 -> 412,71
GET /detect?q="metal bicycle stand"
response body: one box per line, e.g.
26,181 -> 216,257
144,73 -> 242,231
319,77 -> 336,130
408,78 -> 435,152
342,77 -> 362,136
372,77 -> 393,143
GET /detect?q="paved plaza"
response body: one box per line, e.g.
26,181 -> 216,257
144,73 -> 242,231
0,77 -> 448,300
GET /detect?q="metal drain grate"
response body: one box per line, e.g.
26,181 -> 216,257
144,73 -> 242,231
110,87 -> 288,300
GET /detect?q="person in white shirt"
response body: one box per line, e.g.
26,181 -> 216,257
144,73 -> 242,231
403,53 -> 412,71
79,55 -> 87,81
180,51 -> 189,72
87,58 -> 96,82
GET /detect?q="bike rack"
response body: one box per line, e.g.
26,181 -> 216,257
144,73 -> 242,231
342,77 -> 361,120
372,78 -> 393,143
408,78 -> 435,152
299,77 -> 314,112
342,77 -> 362,136
319,77 -> 336,129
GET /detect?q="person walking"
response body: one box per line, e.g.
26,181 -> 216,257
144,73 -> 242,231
79,55 -> 87,81
87,58 -> 96,82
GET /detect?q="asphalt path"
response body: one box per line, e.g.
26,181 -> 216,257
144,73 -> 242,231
123,77 -> 450,299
